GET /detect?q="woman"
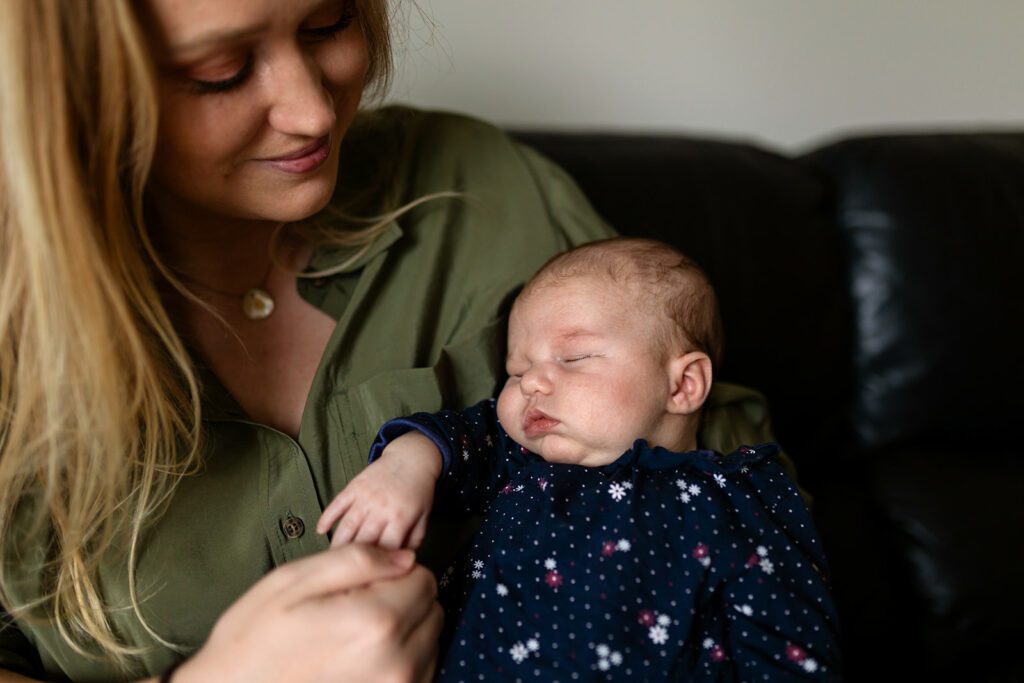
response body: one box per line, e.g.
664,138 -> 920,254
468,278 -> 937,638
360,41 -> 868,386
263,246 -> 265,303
0,1 -> 778,681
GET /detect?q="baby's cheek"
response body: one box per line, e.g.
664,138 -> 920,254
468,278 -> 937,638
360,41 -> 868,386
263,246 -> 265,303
495,390 -> 518,434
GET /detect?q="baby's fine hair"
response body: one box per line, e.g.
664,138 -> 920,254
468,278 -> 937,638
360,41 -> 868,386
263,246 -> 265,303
523,237 -> 724,367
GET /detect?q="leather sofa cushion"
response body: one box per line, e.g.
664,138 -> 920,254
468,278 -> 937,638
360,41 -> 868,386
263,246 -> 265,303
804,135 -> 1024,449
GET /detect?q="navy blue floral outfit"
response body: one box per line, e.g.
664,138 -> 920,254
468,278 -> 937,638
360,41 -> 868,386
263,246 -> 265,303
369,399 -> 842,681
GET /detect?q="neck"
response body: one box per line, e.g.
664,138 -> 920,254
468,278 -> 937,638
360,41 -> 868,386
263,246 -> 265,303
147,191 -> 297,294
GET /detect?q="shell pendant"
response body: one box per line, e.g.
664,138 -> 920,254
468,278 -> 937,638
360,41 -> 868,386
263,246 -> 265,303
242,288 -> 275,320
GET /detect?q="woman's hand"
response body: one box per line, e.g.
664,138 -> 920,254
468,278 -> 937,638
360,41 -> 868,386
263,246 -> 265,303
318,431 -> 443,550
174,544 -> 443,683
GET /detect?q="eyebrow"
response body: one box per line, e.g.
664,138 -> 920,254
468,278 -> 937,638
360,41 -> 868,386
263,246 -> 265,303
555,328 -> 600,341
169,25 -> 267,55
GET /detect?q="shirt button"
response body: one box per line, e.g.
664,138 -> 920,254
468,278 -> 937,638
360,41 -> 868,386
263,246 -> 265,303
311,277 -> 328,288
282,516 -> 305,539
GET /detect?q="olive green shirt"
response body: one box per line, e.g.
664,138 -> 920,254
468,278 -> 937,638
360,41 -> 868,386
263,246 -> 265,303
0,108 -> 784,681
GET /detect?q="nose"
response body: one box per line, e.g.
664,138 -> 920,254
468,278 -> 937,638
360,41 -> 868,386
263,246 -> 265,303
520,365 -> 553,396
266,47 -> 336,139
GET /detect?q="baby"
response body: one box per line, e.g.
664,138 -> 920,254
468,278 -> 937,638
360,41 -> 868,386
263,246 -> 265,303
318,238 -> 841,681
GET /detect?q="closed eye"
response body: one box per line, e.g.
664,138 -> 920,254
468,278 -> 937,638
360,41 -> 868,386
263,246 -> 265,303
563,354 -> 594,364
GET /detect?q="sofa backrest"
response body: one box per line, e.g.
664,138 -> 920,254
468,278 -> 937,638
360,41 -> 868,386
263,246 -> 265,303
515,130 -> 1024,461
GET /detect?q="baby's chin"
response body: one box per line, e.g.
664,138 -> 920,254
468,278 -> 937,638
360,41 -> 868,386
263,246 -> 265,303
530,437 -> 622,468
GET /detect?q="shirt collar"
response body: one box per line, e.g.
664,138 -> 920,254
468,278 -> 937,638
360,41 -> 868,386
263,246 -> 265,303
304,220 -> 404,275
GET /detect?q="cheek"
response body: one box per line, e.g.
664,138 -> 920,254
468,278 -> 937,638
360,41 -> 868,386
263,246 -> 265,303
319,33 -> 369,104
154,92 -> 257,179
496,388 -> 520,432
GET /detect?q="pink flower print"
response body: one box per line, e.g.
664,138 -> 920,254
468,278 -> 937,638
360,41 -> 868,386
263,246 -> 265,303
692,543 -> 711,567
500,483 -> 514,494
745,552 -> 759,568
538,477 -> 548,491
785,644 -> 807,663
711,645 -> 726,662
519,445 -> 529,455
602,540 -> 616,557
638,609 -> 656,627
544,570 -> 563,588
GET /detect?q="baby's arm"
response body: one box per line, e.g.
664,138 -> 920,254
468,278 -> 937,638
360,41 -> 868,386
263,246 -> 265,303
706,449 -> 842,679
316,431 -> 442,550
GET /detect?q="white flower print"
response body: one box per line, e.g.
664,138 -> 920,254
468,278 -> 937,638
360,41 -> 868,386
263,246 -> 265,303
616,539 -> 631,552
608,482 -> 627,501
526,638 -> 540,652
509,643 -> 529,664
733,604 -> 754,617
495,583 -> 509,596
713,473 -> 727,488
473,559 -> 484,570
461,449 -> 470,461
514,484 -> 525,492
757,545 -> 768,557
702,637 -> 715,649
544,557 -> 557,570
688,483 -> 701,496
680,492 -> 691,504
759,558 -> 775,575
622,481 -> 633,489
471,569 -> 483,579
802,659 -> 819,673
656,613 -> 671,627
648,625 -> 668,645
676,478 -> 688,490
485,435 -> 494,447
593,643 -> 622,671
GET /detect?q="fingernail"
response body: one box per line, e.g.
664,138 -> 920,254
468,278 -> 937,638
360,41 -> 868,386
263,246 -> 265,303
390,549 -> 414,568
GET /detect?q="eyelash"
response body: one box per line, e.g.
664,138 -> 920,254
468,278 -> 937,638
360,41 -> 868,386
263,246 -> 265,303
563,354 -> 593,363
189,4 -> 356,95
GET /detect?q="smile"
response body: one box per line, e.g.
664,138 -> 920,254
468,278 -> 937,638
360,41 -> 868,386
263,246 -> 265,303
259,135 -> 331,174
523,409 -> 560,438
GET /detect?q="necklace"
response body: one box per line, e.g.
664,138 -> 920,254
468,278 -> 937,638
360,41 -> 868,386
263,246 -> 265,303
177,262 -> 276,321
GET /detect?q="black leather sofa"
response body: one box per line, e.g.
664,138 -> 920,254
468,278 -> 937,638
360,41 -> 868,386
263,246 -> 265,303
514,130 -> 1024,682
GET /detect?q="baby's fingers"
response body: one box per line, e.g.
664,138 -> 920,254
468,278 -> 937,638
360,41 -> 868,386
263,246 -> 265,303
330,507 -> 368,548
406,515 -> 429,551
317,493 -> 354,535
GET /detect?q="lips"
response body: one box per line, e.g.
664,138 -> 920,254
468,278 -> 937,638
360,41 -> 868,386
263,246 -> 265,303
260,135 -> 331,174
523,408 -> 559,438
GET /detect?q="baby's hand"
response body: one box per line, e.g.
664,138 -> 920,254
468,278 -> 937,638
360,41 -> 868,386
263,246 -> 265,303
316,431 -> 443,550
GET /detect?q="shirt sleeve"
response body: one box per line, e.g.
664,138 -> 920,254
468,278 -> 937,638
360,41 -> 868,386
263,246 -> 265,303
0,606 -> 42,679
700,447 -> 842,680
368,399 -> 517,513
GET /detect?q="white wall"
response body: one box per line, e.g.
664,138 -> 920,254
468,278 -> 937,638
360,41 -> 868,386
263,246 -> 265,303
388,0 -> 1024,152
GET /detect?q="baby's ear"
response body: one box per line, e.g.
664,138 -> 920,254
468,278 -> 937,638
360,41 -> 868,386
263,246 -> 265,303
667,351 -> 713,416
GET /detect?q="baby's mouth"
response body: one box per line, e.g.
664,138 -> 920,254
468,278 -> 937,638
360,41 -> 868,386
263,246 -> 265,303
523,409 -> 559,438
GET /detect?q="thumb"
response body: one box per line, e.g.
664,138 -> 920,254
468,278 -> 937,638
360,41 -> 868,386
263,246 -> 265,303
258,544 -> 416,608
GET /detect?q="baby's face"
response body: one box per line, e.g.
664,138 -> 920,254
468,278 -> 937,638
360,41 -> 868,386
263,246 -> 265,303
497,275 -> 683,466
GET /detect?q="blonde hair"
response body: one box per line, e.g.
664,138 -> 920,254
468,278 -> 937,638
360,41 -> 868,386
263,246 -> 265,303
523,237 -> 725,366
0,0 -> 395,670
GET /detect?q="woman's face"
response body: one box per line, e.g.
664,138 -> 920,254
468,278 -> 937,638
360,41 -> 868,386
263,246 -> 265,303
140,0 -> 369,226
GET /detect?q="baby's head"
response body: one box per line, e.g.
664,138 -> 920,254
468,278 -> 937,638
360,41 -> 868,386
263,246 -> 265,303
497,237 -> 722,466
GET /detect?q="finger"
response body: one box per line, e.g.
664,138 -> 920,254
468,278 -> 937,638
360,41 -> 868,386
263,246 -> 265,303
353,514 -> 387,547
262,544 -> 415,609
408,601 -> 444,683
378,519 -> 411,550
317,494 -> 353,535
332,507 -> 367,547
405,516 -> 428,550
359,565 -> 439,641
